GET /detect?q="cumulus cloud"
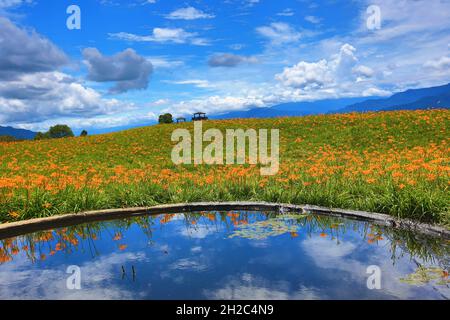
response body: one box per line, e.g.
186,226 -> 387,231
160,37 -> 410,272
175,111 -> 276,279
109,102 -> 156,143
0,251 -> 148,299
353,65 -> 375,79
275,60 -> 332,89
0,18 -> 136,127
83,48 -> 153,93
164,44 -> 391,118
275,44 -> 375,90
256,22 -> 302,45
165,6 -> 214,20
208,53 -> 257,67
109,27 -> 209,46
0,17 -> 68,80
166,94 -> 269,117
0,71 -> 135,124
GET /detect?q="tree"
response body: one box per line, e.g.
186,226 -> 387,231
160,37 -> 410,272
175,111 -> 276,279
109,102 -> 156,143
47,124 -> 74,139
80,130 -> 88,137
0,135 -> 17,142
34,132 -> 49,140
159,113 -> 174,124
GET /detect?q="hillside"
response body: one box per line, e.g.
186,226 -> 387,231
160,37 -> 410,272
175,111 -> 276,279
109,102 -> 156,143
0,109 -> 448,225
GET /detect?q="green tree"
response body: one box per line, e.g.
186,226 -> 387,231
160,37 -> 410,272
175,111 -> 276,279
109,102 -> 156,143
0,135 -> 17,142
47,124 -> 74,139
80,130 -> 88,137
34,132 -> 49,140
158,113 -> 174,124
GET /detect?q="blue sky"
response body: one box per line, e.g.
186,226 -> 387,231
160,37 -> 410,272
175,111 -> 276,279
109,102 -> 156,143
0,0 -> 449,133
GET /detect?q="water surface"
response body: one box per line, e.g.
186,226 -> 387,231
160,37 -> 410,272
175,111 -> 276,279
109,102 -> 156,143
0,211 -> 448,299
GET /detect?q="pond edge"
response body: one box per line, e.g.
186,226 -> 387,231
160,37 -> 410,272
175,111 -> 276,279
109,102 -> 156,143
0,202 -> 448,240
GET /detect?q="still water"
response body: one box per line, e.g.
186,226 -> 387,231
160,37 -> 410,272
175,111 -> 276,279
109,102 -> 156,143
0,211 -> 448,299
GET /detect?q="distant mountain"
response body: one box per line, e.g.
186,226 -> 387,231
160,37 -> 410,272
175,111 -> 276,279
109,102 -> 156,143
212,97 -> 371,120
340,83 -> 450,113
0,126 -> 36,140
383,91 -> 450,111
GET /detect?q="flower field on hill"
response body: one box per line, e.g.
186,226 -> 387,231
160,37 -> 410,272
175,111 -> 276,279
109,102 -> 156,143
0,109 -> 448,226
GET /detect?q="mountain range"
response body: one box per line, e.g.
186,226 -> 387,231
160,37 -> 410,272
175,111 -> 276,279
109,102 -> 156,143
0,126 -> 36,140
2,82 -> 449,138
214,82 -> 450,119
339,83 -> 450,113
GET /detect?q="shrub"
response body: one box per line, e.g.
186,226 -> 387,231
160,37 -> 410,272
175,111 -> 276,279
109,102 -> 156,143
159,113 -> 174,124
47,125 -> 74,139
0,135 -> 17,142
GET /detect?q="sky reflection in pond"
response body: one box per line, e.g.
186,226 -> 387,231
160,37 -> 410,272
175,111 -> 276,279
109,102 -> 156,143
0,211 -> 448,299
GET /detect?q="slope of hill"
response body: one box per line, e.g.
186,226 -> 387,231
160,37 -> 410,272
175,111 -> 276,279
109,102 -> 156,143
0,126 -> 36,140
0,109 -> 448,225
340,83 -> 450,113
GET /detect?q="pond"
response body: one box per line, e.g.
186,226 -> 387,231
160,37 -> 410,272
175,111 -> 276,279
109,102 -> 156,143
0,210 -> 449,299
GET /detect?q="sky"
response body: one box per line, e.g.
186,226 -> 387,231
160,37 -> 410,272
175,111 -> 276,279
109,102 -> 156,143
0,0 -> 449,133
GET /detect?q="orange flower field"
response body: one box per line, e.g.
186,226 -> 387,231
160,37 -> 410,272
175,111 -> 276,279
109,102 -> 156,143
0,109 -> 449,226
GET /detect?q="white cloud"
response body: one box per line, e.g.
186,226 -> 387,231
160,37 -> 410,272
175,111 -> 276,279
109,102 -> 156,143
424,56 -> 450,70
179,224 -> 217,239
304,15 -> 321,24
362,87 -> 391,97
15,111 -> 157,132
256,22 -> 302,45
0,71 -> 136,124
169,258 -> 208,271
109,27 -> 209,46
168,79 -> 214,89
275,44 -> 364,90
245,0 -> 260,7
146,56 -> 184,69
149,98 -> 170,106
166,6 -> 214,20
166,93 -> 273,117
277,8 -> 294,17
204,273 -> 323,300
275,60 -> 333,89
358,0 -> 450,43
352,65 -> 375,79
0,251 -> 148,299
0,0 -> 32,9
